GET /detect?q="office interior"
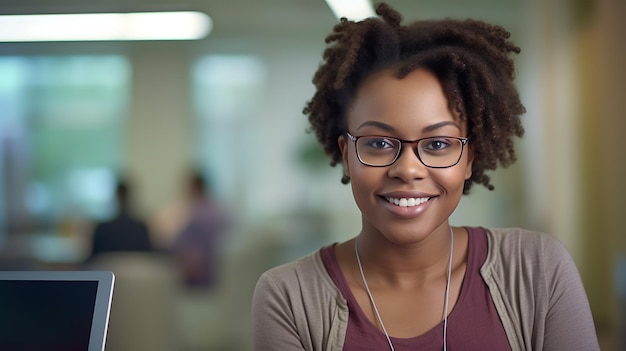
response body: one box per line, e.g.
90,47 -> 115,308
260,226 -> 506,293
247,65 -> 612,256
0,0 -> 623,350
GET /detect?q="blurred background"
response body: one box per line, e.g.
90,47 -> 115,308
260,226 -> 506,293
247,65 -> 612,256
0,0 -> 623,350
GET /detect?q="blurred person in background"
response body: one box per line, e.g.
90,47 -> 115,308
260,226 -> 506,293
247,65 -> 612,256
87,177 -> 152,261
252,3 -> 599,350
173,170 -> 230,290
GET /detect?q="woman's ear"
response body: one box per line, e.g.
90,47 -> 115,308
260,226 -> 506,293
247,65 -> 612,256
464,143 -> 474,180
338,135 -> 351,179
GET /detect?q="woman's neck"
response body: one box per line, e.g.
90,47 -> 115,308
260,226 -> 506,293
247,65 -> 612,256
355,224 -> 455,287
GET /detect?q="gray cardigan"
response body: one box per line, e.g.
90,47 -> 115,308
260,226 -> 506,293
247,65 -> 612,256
252,228 -> 600,350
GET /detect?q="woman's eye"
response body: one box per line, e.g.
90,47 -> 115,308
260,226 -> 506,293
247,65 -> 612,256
364,138 -> 395,149
424,138 -> 452,151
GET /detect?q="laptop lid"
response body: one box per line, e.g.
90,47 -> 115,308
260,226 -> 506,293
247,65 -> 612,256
0,270 -> 115,351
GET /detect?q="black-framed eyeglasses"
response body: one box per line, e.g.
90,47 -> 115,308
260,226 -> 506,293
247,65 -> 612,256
345,131 -> 469,168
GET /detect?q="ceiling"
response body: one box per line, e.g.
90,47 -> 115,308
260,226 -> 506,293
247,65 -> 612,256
0,0 -> 337,42
0,0 -> 524,41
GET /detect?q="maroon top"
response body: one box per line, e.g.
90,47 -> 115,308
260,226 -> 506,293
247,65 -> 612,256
320,227 -> 512,350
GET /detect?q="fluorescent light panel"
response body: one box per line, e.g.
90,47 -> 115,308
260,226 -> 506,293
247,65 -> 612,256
0,11 -> 212,42
325,0 -> 375,21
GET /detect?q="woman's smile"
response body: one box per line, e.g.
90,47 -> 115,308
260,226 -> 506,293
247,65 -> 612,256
379,194 -> 437,218
384,196 -> 430,207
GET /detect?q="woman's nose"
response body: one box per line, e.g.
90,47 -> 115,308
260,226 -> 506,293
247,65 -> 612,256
386,144 -> 428,182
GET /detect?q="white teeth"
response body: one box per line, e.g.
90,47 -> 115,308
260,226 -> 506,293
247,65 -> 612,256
386,197 -> 430,207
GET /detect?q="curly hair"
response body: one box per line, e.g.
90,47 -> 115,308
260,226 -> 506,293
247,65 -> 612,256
303,2 -> 525,194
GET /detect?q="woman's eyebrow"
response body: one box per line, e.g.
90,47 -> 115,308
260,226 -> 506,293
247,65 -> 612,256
355,121 -> 395,132
356,120 -> 460,133
422,121 -> 461,133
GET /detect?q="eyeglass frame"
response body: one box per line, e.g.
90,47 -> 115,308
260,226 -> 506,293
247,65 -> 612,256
345,131 -> 469,169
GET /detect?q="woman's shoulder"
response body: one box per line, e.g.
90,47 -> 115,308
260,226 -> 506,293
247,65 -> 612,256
481,227 -> 575,275
483,227 -> 565,253
255,247 -> 341,299
260,250 -> 324,283
252,247 -> 349,351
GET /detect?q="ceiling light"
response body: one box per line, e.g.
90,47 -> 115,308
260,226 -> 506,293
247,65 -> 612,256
325,0 -> 376,21
0,11 -> 212,42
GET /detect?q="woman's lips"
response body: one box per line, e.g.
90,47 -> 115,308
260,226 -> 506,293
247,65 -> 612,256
384,196 -> 431,207
379,194 -> 437,217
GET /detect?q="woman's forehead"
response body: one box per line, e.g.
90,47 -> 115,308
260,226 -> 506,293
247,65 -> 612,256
350,70 -> 456,117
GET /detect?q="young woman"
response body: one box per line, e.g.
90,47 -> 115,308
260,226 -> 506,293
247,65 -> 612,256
252,3 -> 599,350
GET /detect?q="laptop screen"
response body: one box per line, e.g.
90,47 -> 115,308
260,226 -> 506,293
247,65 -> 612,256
0,271 -> 114,351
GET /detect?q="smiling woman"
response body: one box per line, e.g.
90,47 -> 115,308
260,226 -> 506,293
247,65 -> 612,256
252,2 -> 600,351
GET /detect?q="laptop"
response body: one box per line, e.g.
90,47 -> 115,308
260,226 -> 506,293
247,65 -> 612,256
0,270 -> 115,351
